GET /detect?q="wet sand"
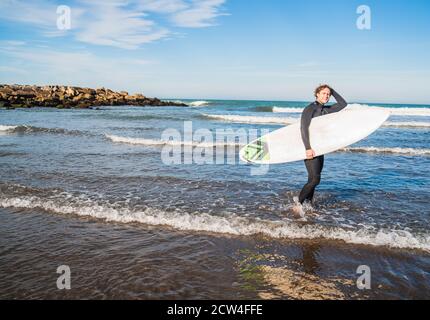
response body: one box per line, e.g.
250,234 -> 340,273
1,207 -> 429,299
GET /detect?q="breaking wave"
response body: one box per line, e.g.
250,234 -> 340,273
273,104 -> 430,117
106,134 -> 428,157
105,134 -> 242,147
1,185 -> 429,252
202,114 -> 429,128
272,107 -> 303,113
0,125 -> 18,132
383,122 -> 430,128
189,101 -> 211,107
203,114 -> 298,125
0,124 -> 85,135
341,146 -> 430,156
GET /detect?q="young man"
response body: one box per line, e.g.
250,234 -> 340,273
294,85 -> 348,215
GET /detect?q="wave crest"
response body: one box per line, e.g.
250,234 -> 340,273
383,122 -> 430,128
0,124 -> 84,135
341,146 -> 430,156
203,114 -> 429,128
274,104 -> 430,116
203,114 -> 298,125
190,101 -> 211,107
1,188 -> 429,252
105,134 -> 241,147
0,125 -> 18,132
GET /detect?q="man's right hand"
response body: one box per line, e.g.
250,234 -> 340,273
306,149 -> 315,159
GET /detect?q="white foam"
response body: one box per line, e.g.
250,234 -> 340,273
105,134 -> 241,147
0,125 -> 88,136
203,114 -> 298,125
0,125 -> 18,132
190,101 -> 211,107
273,107 -> 303,113
1,193 -> 429,252
341,146 -> 430,156
204,113 -> 429,128
171,100 -> 186,104
274,104 -> 430,116
383,121 -> 430,128
107,134 -> 429,156
349,104 -> 430,117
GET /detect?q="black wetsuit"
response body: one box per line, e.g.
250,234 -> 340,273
299,89 -> 347,204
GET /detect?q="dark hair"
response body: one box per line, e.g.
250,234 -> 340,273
314,84 -> 332,97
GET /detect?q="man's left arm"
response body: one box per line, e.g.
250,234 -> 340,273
326,89 -> 348,113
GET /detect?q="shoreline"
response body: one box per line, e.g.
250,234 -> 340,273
0,84 -> 188,109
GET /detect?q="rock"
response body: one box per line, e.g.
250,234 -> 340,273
0,84 -> 188,109
72,95 -> 82,102
65,86 -> 76,96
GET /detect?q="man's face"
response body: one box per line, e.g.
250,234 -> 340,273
316,88 -> 331,104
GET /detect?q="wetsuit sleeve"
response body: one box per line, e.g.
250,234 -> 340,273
300,105 -> 314,150
326,89 -> 348,113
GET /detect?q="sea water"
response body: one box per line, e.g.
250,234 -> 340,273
0,100 -> 429,299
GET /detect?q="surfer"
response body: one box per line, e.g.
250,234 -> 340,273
293,85 -> 347,215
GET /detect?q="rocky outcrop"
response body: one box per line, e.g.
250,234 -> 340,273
0,84 -> 188,109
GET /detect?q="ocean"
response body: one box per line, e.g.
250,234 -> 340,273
0,99 -> 429,299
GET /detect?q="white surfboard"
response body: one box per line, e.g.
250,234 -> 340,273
239,108 -> 390,164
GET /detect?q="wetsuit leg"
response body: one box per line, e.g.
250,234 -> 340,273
305,156 -> 324,201
299,155 -> 324,204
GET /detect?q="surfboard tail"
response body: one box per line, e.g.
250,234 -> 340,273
240,137 -> 270,163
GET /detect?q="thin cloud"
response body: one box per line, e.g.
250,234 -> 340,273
74,2 -> 170,49
0,40 -> 27,47
0,0 -> 229,49
0,0 -> 57,27
0,43 -> 157,90
138,0 -> 189,14
139,0 -> 228,27
171,0 -> 228,28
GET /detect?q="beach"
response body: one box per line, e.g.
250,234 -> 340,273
1,100 -> 429,299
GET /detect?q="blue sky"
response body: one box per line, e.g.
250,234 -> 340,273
0,0 -> 429,103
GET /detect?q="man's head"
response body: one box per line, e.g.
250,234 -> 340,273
314,84 -> 332,105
